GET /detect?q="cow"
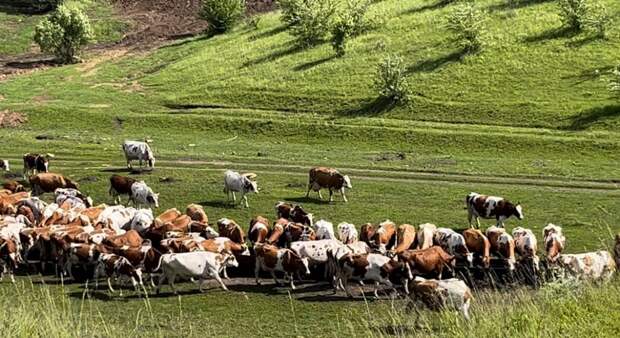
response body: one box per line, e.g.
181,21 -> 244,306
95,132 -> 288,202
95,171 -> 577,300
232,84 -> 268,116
93,253 -> 144,295
337,222 -> 358,244
615,234 -> 620,269
100,230 -> 143,248
224,170 -> 258,208
0,237 -> 22,282
122,140 -> 155,169
275,202 -> 313,227
95,206 -> 137,234
557,251 -> 615,282
290,239 -> 343,266
408,277 -> 473,320
284,222 -> 316,246
30,173 -> 78,196
130,181 -> 159,209
154,208 -> 182,227
186,204 -> 208,224
388,224 -> 416,257
108,242 -> 162,287
126,209 -> 154,234
266,218 -> 288,246
65,243 -> 108,279
55,188 -> 93,210
314,219 -> 335,240
466,192 -> 523,228
370,220 -> 397,254
326,241 -> 370,289
433,228 -> 474,267
254,243 -> 310,290
0,159 -> 9,172
155,251 -> 238,294
306,167 -> 352,203
22,153 -> 54,179
543,223 -> 565,263
217,218 -> 246,244
417,223 -> 437,250
486,226 -> 516,271
398,246 -> 455,280
2,180 -> 24,193
337,253 -> 412,298
512,227 -> 540,272
462,228 -> 491,269
249,216 -> 270,244
360,223 -> 375,244
109,175 -> 137,205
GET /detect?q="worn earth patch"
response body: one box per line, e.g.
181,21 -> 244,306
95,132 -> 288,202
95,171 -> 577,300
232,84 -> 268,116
0,110 -> 27,128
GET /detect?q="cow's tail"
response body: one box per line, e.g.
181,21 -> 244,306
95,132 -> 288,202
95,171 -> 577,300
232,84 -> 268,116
152,254 -> 165,273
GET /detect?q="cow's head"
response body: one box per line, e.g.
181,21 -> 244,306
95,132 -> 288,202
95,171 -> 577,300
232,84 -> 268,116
146,192 -> 160,209
514,203 -> 524,220
202,226 -> 219,239
342,175 -> 352,189
243,177 -> 259,194
35,156 -> 49,173
0,159 -> 9,172
224,253 -> 239,268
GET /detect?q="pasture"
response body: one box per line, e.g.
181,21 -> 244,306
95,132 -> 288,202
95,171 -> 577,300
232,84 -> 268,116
1,0 -> 620,336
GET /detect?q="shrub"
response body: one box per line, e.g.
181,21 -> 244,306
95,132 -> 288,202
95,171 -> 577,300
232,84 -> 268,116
374,54 -> 411,103
278,0 -> 338,47
446,2 -> 486,53
200,0 -> 245,34
582,1 -> 612,37
330,0 -> 378,56
609,67 -> 620,99
33,4 -> 92,64
557,0 -> 588,30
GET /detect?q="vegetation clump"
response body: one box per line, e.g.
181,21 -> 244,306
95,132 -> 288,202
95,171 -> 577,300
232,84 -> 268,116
446,2 -> 486,53
33,4 -> 92,64
200,0 -> 245,34
374,54 -> 411,103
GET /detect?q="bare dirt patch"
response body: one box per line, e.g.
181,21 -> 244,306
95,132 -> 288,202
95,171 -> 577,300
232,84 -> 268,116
0,110 -> 27,128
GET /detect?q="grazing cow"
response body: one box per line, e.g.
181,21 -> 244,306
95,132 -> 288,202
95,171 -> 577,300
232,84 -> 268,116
337,253 -> 412,298
249,216 -> 270,244
558,251 -> 615,282
22,153 -> 53,179
266,218 -> 288,246
3,180 -> 24,193
130,181 -> 159,209
109,175 -> 137,205
512,227 -> 540,272
254,243 -> 311,290
466,192 -> 523,228
337,222 -> 358,244
217,218 -> 246,244
314,219 -> 336,240
186,204 -> 208,224
275,202 -> 314,227
360,223 -> 375,244
416,223 -> 437,250
398,246 -> 455,280
433,228 -> 474,267
94,253 -> 144,294
306,167 -> 352,203
614,234 -> 620,269
224,170 -> 258,208
30,173 -> 78,196
370,220 -> 397,254
122,140 -> 155,169
408,277 -> 472,320
543,223 -> 565,263
462,228 -> 491,269
485,226 -> 516,271
0,159 -> 9,172
156,251 -> 238,294
389,224 -> 416,257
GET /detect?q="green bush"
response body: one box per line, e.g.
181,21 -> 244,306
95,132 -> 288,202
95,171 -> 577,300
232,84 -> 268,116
278,0 -> 338,47
582,1 -> 612,37
557,0 -> 588,30
200,0 -> 245,34
331,0 -> 379,56
33,4 -> 92,64
446,2 -> 486,53
374,54 -> 411,103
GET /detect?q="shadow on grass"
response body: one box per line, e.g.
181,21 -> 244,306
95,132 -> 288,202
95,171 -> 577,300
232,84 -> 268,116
0,4 -> 52,15
487,0 -> 552,12
566,34 -> 606,48
159,34 -> 213,49
400,0 -> 451,15
561,65 -> 616,85
293,55 -> 338,72
100,167 -> 153,175
337,96 -> 398,117
564,105 -> 620,131
4,58 -> 58,70
406,48 -> 467,74
241,44 -> 305,68
198,200 -> 238,209
248,24 -> 289,41
282,196 -> 332,205
523,26 -> 579,43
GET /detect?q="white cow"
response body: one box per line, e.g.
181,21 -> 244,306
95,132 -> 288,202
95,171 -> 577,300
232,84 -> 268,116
314,220 -> 336,240
291,239 -> 343,265
130,181 -> 159,209
122,140 -> 155,169
417,223 -> 437,250
223,170 -> 258,208
54,188 -> 93,209
409,277 -> 473,320
96,206 -> 137,234
337,222 -> 358,244
558,251 -> 615,282
155,251 -> 238,294
125,209 -> 154,234
433,228 -> 473,267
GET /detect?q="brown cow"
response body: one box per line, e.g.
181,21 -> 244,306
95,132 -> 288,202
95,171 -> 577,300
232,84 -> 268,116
266,218 -> 288,246
486,226 -> 516,271
154,208 -> 182,227
109,175 -> 136,205
0,191 -> 30,206
2,180 -> 24,193
543,223 -> 565,264
275,202 -> 313,227
254,243 -> 310,289
398,246 -> 455,280
337,252 -> 411,298
249,216 -> 270,244
371,220 -> 397,254
284,222 -> 316,246
389,224 -> 416,257
306,167 -> 352,203
101,230 -> 144,248
360,223 -> 375,245
463,228 -> 491,269
408,277 -> 472,320
0,237 -> 21,282
186,204 -> 208,224
30,173 -> 78,196
217,218 -> 246,244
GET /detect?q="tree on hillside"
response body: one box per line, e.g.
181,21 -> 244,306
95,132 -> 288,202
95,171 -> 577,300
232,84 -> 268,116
200,0 -> 246,34
446,2 -> 486,54
34,4 -> 92,64
374,54 -> 411,104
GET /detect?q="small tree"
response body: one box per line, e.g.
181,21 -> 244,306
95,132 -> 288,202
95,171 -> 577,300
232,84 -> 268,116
278,0 -> 338,47
33,4 -> 92,64
331,0 -> 378,56
200,0 -> 245,34
446,2 -> 486,53
557,0 -> 588,31
374,54 -> 411,103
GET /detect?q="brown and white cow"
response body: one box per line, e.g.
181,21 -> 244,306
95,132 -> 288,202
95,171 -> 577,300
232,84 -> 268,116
408,277 -> 472,320
254,243 -> 310,290
466,192 -> 523,228
512,227 -> 540,271
284,222 -> 316,246
154,208 -> 182,227
100,230 -> 144,248
306,167 -> 352,203
462,228 -> 491,269
388,224 -> 416,257
398,246 -> 455,280
249,216 -> 270,244
22,153 -> 53,179
266,218 -> 289,246
370,220 -> 397,254
416,223 -> 437,250
185,204 -> 208,224
94,253 -> 144,295
360,223 -> 375,244
217,218 -> 246,244
337,252 -> 412,298
30,173 -> 78,196
433,228 -> 474,267
543,223 -> 565,263
275,202 -> 314,227
2,180 -> 24,193
486,226 -> 516,271
0,237 -> 21,282
557,250 -> 615,282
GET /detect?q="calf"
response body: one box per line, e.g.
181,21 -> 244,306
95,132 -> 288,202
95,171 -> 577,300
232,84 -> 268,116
254,243 -> 310,290
398,246 -> 455,280
30,173 -> 78,196
466,192 -> 523,228
462,228 -> 491,269
337,222 -> 358,244
314,219 -> 335,240
223,170 -> 258,208
156,251 -> 238,294
388,224 -> 416,257
122,140 -> 155,169
433,228 -> 474,267
408,277 -> 472,320
0,237 -> 21,282
326,241 -> 370,288
249,216 -> 270,244
558,251 -> 615,282
22,153 -> 53,179
486,226 -> 516,271
543,223 -> 565,263
338,252 -> 411,298
512,227 -> 540,272
417,223 -> 437,250
93,253 -> 143,294
306,167 -> 352,203
370,220 -> 397,254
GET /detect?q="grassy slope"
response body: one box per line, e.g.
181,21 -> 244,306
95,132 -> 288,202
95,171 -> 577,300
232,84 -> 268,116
0,0 -> 127,56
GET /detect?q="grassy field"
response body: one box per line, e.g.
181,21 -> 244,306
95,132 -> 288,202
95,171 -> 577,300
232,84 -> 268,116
0,0 -> 619,336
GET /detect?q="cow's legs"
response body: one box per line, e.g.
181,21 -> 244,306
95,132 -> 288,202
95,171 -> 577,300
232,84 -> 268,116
168,273 -> 178,295
461,300 -> 471,321
222,267 -> 230,280
271,271 -> 281,286
155,273 -> 166,294
211,269 -> 228,291
374,282 -> 381,299
317,189 -> 323,200
107,277 -> 115,293
305,184 -> 311,198
242,194 -> 249,208
475,217 -> 481,229
231,191 -> 237,204
467,210 -> 474,228
329,189 -> 334,203
288,273 -> 296,290
340,188 -> 348,203
126,159 -> 132,169
254,262 -> 262,285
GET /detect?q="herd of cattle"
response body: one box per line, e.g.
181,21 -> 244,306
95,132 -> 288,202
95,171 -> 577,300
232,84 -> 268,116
0,143 -> 618,320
